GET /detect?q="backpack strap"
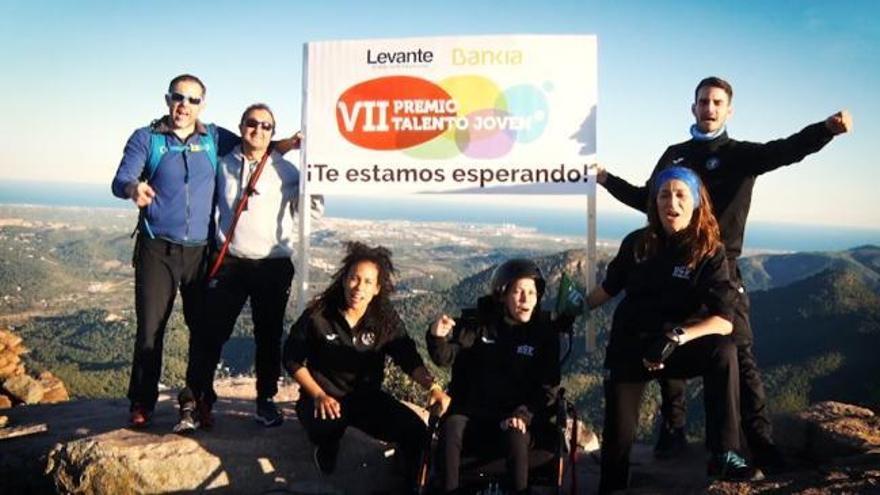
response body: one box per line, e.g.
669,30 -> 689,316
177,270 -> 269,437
145,123 -> 219,180
201,123 -> 219,173
146,132 -> 168,181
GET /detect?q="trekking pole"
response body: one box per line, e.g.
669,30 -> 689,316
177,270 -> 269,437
418,404 -> 442,494
556,388 -> 567,495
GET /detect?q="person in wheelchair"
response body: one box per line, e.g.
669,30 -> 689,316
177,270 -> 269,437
427,259 -> 569,494
585,167 -> 763,494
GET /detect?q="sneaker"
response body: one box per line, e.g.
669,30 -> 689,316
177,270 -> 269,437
173,402 -> 200,434
313,443 -> 338,475
654,424 -> 688,459
255,398 -> 284,427
197,401 -> 215,430
129,404 -> 152,428
708,451 -> 765,482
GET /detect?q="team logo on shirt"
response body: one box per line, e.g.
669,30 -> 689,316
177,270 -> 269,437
359,332 -> 376,346
516,344 -> 535,357
705,157 -> 721,171
672,265 -> 692,279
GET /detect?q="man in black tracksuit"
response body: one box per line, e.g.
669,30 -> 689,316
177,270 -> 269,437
598,76 -> 853,468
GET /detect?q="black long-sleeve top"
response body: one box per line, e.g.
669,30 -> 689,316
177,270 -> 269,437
283,305 -> 425,398
603,122 -> 834,261
601,228 -> 736,369
427,296 -> 560,425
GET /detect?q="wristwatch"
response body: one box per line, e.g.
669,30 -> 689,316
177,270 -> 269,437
671,326 -> 686,344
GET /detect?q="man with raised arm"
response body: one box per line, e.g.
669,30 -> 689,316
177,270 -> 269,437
597,76 -> 852,469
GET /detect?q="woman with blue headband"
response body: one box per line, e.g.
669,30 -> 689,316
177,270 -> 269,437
586,167 -> 763,493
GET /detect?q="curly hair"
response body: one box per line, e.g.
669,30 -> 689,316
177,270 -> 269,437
639,178 -> 722,268
309,241 -> 399,344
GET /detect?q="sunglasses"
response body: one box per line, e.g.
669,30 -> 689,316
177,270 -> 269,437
166,92 -> 203,105
243,118 -> 274,132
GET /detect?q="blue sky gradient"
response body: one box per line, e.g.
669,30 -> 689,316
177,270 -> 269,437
0,0 -> 877,227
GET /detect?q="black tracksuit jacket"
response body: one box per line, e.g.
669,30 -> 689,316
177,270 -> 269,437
601,228 -> 736,373
283,305 -> 424,398
427,296 -> 560,425
603,122 -> 834,261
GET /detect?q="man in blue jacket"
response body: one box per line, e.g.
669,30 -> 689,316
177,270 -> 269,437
111,74 -> 239,427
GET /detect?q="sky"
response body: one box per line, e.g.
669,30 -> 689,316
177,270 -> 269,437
0,0 -> 878,229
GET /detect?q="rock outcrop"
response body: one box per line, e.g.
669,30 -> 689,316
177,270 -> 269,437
2,382 -> 878,494
0,328 -> 69,434
0,329 -> 26,379
570,402 -> 880,494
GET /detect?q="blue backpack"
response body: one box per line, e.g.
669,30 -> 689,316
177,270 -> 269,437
145,123 -> 219,180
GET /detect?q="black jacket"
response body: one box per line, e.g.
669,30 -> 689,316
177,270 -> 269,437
603,122 -> 834,261
427,296 -> 560,425
283,305 -> 424,398
601,228 -> 736,369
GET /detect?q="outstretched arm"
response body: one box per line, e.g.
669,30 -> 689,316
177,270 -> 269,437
825,110 -> 853,135
598,165 -> 651,213
216,127 -> 303,155
586,285 -> 612,310
111,129 -> 150,203
274,130 -> 303,155
743,110 -> 852,176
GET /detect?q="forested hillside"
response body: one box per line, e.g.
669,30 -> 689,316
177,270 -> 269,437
3,206 -> 878,443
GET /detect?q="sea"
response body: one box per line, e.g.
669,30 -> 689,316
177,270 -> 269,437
1,180 -> 878,254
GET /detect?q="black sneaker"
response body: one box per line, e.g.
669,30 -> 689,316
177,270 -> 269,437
708,451 -> 765,481
313,443 -> 338,475
173,402 -> 199,434
654,424 -> 688,459
255,398 -> 284,427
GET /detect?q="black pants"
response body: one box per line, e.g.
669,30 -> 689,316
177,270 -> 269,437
437,413 -> 532,492
296,388 -> 426,487
128,236 -> 207,411
659,267 -> 773,447
185,255 -> 294,406
599,335 -> 740,494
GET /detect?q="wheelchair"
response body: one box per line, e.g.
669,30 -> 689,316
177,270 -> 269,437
419,303 -> 583,494
418,389 -> 581,494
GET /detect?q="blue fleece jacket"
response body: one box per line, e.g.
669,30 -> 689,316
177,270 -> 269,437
111,117 -> 237,244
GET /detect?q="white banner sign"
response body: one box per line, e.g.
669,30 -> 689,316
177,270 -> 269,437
303,34 -> 597,194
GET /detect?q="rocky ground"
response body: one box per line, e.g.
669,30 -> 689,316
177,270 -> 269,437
0,379 -> 878,494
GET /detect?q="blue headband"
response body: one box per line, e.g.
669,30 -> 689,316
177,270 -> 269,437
652,166 -> 702,208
